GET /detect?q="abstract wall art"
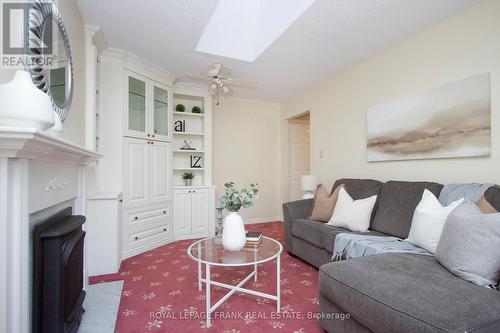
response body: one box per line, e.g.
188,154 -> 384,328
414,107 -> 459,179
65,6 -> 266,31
366,73 -> 491,162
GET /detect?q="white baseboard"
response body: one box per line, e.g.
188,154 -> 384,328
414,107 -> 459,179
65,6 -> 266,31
244,216 -> 283,225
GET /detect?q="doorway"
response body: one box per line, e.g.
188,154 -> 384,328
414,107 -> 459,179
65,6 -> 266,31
288,112 -> 310,201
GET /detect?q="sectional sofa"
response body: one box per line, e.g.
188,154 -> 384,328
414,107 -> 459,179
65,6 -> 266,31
283,178 -> 500,333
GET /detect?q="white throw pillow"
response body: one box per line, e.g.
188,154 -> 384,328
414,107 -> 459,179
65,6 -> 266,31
328,187 -> 377,232
406,189 -> 463,254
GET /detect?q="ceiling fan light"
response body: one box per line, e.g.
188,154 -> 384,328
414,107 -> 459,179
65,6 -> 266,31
210,82 -> 217,91
222,85 -> 230,94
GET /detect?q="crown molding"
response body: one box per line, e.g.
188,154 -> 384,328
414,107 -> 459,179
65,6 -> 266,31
101,48 -> 177,84
0,127 -> 101,165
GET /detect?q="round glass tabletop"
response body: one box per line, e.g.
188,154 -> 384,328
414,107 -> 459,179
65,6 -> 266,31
187,236 -> 282,267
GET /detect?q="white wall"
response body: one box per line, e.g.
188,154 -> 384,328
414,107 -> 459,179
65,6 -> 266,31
281,0 -> 500,201
213,96 -> 282,222
0,0 -> 86,146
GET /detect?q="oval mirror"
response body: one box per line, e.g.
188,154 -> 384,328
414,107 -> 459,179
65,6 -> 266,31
26,0 -> 73,122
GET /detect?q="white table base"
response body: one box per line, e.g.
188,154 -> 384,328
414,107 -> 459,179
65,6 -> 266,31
198,255 -> 281,328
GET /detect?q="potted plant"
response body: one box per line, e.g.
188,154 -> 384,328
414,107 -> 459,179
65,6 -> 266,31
192,106 -> 202,114
219,182 -> 259,251
182,172 -> 194,186
175,104 -> 185,112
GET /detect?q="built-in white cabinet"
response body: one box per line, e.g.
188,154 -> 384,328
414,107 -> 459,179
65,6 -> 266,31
87,49 -> 216,268
122,203 -> 173,258
86,193 -> 122,276
123,137 -> 172,209
125,71 -> 172,143
174,187 -> 215,239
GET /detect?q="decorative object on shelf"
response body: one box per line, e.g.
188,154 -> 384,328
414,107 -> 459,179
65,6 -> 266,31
180,140 -> 196,150
174,120 -> 185,132
182,172 -> 195,186
367,73 -> 491,162
190,155 -> 203,168
192,106 -> 202,114
219,182 -> 259,251
215,207 -> 224,243
26,0 -> 74,122
0,70 -> 54,130
301,175 -> 317,199
175,104 -> 185,112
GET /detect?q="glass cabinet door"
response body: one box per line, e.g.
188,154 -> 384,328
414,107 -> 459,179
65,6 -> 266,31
128,77 -> 146,134
153,85 -> 169,138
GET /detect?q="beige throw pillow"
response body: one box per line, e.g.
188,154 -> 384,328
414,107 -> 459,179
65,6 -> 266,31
476,197 -> 497,214
309,184 -> 345,222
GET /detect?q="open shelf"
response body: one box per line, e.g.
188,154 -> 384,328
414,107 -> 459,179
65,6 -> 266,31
173,111 -> 205,118
173,131 -> 204,136
174,150 -> 205,153
174,168 -> 205,171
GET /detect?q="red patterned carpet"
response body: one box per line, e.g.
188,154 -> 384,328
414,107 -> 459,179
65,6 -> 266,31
90,222 -> 323,333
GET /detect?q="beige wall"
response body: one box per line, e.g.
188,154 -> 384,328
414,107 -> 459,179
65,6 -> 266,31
0,0 -> 86,146
214,96 -> 282,222
281,0 -> 500,201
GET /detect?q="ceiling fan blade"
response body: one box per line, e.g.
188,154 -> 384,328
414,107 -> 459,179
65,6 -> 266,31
212,63 -> 231,78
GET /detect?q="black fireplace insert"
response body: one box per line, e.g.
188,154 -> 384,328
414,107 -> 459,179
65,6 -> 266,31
33,207 -> 86,333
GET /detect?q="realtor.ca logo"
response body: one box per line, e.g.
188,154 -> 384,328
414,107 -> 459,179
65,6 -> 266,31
1,0 -> 57,69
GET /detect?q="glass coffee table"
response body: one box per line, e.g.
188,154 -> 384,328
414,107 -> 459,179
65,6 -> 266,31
187,236 -> 282,327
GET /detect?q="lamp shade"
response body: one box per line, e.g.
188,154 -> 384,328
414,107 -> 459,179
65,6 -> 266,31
301,175 -> 317,192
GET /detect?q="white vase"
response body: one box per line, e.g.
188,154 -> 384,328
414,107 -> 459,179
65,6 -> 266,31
0,70 -> 54,130
46,111 -> 63,135
222,212 -> 246,251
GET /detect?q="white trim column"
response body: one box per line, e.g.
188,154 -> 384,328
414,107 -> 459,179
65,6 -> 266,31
0,158 -> 30,333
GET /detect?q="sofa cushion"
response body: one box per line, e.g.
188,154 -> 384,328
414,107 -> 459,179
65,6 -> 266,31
292,219 -> 330,248
485,185 -> 500,211
320,253 -> 500,333
332,178 -> 383,223
371,180 -> 443,238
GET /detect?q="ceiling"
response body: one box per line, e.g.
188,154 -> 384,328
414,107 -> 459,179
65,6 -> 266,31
76,0 -> 481,102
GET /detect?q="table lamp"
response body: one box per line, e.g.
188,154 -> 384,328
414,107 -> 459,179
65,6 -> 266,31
301,175 -> 317,199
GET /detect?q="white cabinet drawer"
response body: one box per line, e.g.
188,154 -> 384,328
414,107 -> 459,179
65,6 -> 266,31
129,224 -> 171,244
127,206 -> 170,224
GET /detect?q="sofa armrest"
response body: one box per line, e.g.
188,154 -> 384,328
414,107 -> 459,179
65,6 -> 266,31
282,199 -> 313,253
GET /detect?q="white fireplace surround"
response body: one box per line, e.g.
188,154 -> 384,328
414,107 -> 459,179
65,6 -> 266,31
0,127 -> 100,333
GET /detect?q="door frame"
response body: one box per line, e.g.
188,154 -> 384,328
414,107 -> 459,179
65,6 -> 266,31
287,112 -> 311,201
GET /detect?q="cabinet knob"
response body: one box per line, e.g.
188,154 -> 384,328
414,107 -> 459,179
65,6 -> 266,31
163,228 -> 167,232
163,210 -> 167,214
134,237 -> 139,240
152,134 -> 155,138
134,216 -> 138,220
193,190 -> 196,193
147,133 -> 150,137
188,190 -> 191,193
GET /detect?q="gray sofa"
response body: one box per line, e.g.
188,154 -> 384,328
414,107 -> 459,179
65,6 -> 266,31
283,178 -> 500,333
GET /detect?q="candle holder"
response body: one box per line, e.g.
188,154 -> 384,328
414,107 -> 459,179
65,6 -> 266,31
215,207 -> 224,243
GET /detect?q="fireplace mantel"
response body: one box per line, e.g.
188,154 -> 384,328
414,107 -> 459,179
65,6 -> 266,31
0,127 -> 100,333
0,127 -> 100,164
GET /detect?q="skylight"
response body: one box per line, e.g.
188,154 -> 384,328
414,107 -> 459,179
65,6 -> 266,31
196,0 -> 315,62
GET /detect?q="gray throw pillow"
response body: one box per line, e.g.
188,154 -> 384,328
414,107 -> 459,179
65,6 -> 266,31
436,200 -> 500,289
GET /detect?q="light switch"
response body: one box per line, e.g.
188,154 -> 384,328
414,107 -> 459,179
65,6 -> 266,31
319,150 -> 324,159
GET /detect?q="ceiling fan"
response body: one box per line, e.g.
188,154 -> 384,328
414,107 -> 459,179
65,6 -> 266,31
185,63 -> 257,106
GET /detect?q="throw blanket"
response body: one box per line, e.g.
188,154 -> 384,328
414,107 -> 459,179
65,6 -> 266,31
438,183 -> 494,206
332,233 -> 431,261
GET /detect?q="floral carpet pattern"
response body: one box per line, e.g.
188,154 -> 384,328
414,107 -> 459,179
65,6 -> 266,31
90,222 -> 323,333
